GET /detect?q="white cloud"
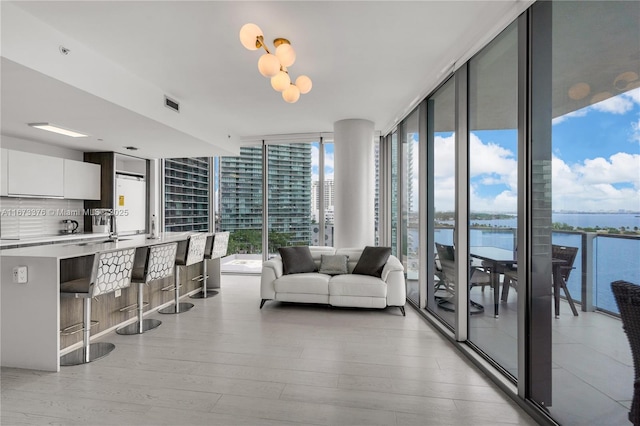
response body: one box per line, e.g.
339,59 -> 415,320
552,153 -> 640,211
310,144 -> 334,181
554,88 -> 640,125
553,109 -> 589,125
433,132 -> 639,213
631,118 -> 640,144
574,152 -> 640,185
591,94 -> 635,114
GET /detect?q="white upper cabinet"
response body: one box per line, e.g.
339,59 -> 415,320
7,150 -> 64,197
63,160 -> 101,200
0,149 -> 7,196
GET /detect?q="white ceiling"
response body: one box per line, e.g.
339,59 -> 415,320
1,1 -> 528,159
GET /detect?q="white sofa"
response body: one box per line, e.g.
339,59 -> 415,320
260,246 -> 407,315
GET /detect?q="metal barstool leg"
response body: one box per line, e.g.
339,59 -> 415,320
60,298 -> 115,366
190,259 -> 218,299
116,282 -> 162,335
158,265 -> 194,314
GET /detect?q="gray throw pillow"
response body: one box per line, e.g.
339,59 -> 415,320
352,246 -> 391,278
278,246 -> 317,275
318,254 -> 349,275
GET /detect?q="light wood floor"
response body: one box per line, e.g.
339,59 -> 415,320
1,275 -> 537,426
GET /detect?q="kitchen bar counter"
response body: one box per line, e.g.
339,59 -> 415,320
1,232 -> 192,258
0,232 -> 110,249
1,232 -> 195,372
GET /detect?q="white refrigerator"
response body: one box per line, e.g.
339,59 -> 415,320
115,174 -> 146,234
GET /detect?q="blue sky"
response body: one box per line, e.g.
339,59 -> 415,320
311,142 -> 334,181
460,88 -> 640,213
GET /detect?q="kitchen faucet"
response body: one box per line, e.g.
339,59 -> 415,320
108,209 -> 118,242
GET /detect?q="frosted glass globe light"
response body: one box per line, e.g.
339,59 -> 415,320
271,71 -> 291,92
295,75 -> 313,94
258,53 -> 280,77
282,84 -> 300,103
239,23 -> 263,50
275,43 -> 296,67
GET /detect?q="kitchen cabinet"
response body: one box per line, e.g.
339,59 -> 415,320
63,159 -> 100,200
1,149 -> 7,196
7,150 -> 64,197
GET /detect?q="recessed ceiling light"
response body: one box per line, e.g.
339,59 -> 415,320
28,122 -> 88,138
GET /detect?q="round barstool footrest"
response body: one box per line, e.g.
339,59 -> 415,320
116,318 -> 162,335
190,290 -> 219,299
158,302 -> 194,314
60,342 -> 115,366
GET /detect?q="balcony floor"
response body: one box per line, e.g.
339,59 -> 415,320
408,281 -> 634,426
1,275 -> 536,425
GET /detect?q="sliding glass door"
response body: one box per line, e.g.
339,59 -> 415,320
428,78 -> 456,328
467,21 -> 519,377
403,110 -> 420,305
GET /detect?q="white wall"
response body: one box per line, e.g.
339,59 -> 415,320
1,135 -> 83,160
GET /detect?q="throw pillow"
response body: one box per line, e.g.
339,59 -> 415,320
278,246 -> 317,275
318,254 -> 349,275
352,246 -> 392,278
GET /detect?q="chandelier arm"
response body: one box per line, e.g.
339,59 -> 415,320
256,36 -> 271,54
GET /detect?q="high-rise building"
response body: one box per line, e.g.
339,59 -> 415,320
219,144 -> 312,247
164,157 -> 210,232
311,179 -> 335,223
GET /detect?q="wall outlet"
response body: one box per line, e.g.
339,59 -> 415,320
13,266 -> 28,284
114,289 -> 121,298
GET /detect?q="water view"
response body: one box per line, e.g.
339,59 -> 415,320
430,212 -> 640,314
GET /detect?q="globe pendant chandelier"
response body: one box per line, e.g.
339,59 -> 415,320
239,23 -> 312,103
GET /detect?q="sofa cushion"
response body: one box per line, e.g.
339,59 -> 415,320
352,246 -> 391,278
279,246 -> 317,275
329,274 -> 387,298
318,254 -> 349,275
274,273 -> 330,295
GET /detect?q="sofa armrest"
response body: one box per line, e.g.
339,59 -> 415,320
260,258 -> 283,300
381,255 -> 404,281
382,255 -> 406,306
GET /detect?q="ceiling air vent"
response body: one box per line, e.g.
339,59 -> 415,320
164,95 -> 180,113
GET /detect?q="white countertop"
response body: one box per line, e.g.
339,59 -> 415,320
1,232 -> 194,259
0,232 -> 110,249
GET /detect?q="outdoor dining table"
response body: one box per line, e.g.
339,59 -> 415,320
469,246 -> 578,318
470,246 -> 516,318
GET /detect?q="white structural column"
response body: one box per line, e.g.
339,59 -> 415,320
333,119 -> 375,248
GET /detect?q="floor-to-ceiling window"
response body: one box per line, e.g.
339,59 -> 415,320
164,157 -> 210,232
378,2 -> 639,424
403,110 -> 420,305
545,2 -> 640,424
218,146 -> 263,255
323,142 -> 335,247
267,143 -> 313,253
467,21 -> 519,377
429,78 -> 456,328
390,132 -> 399,256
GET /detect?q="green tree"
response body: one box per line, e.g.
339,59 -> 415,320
268,230 -> 293,253
228,229 -> 262,254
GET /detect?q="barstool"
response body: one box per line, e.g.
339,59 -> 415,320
190,232 -> 229,299
59,247 -> 136,366
116,242 -> 178,335
158,233 -> 207,314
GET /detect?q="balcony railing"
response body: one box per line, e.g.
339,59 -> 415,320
432,226 -> 640,315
